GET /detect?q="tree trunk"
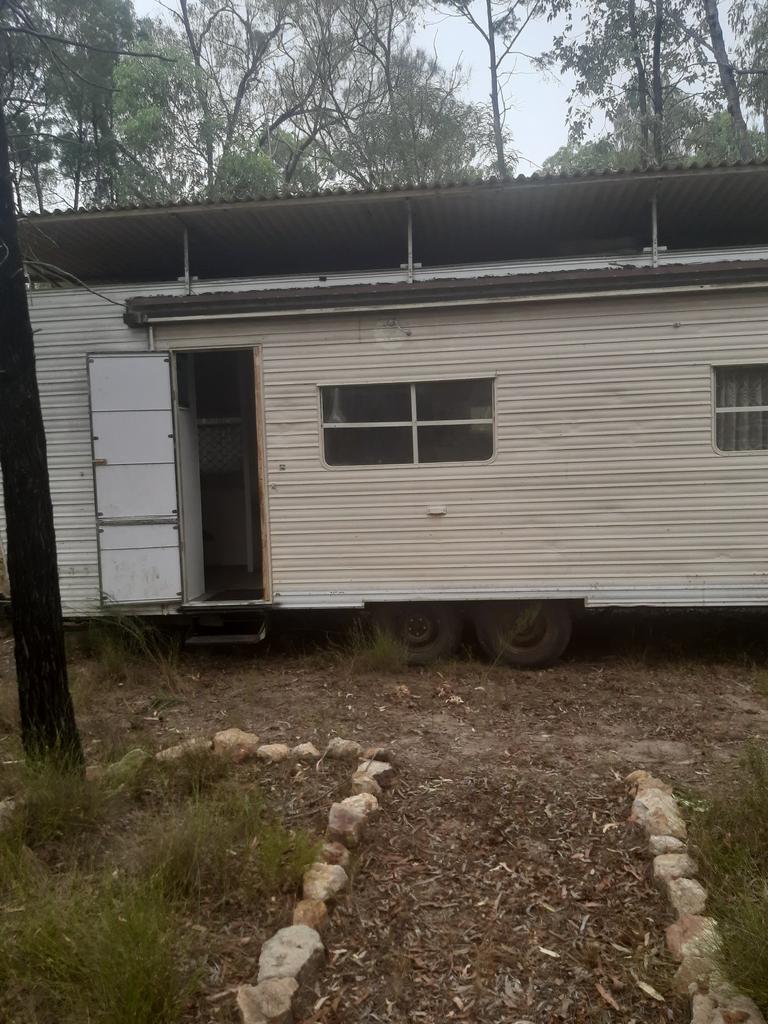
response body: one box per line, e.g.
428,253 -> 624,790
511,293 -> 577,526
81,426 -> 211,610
0,105 -> 83,768
703,0 -> 754,161
628,0 -> 651,166
486,0 -> 506,177
651,0 -> 664,164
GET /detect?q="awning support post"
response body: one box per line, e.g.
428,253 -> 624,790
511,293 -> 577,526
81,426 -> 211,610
651,194 -> 659,268
183,225 -> 191,294
406,200 -> 414,284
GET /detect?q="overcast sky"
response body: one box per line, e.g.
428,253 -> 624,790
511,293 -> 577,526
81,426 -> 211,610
413,7 -> 576,170
133,0 -> 577,170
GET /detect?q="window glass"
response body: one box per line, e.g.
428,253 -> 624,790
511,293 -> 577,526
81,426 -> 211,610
716,366 -> 768,409
320,378 -> 494,466
415,379 -> 493,421
321,383 -> 411,423
324,426 -> 413,466
714,366 -> 768,452
716,411 -> 768,452
418,423 -> 494,463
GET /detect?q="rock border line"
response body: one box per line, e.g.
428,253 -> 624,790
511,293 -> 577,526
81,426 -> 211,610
154,730 -> 394,1024
626,769 -> 766,1024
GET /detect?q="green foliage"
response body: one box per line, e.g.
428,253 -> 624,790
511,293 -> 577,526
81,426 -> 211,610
0,872 -> 193,1024
252,821 -> 319,894
690,740 -> 768,1011
16,759 -> 106,850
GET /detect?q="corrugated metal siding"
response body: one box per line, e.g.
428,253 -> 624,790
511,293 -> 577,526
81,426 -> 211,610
4,280 -> 768,614
0,282 -> 183,614
156,290 -> 768,607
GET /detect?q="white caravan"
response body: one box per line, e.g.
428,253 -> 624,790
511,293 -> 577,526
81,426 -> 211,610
4,164 -> 768,665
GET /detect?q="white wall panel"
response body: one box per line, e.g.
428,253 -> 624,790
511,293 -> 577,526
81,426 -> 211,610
4,276 -> 768,614
158,289 -> 768,607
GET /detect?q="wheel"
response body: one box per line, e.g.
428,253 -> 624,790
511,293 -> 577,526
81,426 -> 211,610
370,603 -> 461,665
473,601 -> 572,668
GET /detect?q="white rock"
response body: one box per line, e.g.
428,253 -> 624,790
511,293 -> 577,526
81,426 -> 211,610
668,877 -> 707,916
631,789 -> 687,839
257,744 -> 290,763
155,737 -> 212,762
237,977 -> 298,1024
710,988 -> 768,1024
355,759 -> 395,789
319,841 -> 350,868
292,899 -> 328,931
325,737 -> 362,760
291,743 -> 320,762
648,834 -> 686,856
213,728 -> 261,761
666,914 -> 718,962
327,792 -> 379,847
654,852 -> 698,887
303,862 -> 348,901
257,925 -> 324,986
340,792 -> 380,818
625,769 -> 674,795
350,773 -> 382,799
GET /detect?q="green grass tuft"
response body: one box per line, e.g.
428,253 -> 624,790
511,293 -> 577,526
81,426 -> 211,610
690,739 -> 768,1011
0,872 -> 193,1024
18,759 -> 106,851
252,821 -> 320,894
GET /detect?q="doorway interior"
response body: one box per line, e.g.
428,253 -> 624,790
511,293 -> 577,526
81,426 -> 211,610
175,348 -> 265,603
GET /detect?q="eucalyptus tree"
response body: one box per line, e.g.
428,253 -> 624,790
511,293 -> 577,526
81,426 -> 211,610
434,0 -> 550,177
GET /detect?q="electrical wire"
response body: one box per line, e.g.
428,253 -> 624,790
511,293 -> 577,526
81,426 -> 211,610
23,259 -> 126,308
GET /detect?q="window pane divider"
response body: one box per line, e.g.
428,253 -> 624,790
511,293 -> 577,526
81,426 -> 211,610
323,421 -> 412,429
410,383 -> 419,464
715,405 -> 768,414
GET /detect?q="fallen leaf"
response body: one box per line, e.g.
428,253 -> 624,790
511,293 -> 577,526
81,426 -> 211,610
596,982 -> 620,1012
636,980 -> 665,1002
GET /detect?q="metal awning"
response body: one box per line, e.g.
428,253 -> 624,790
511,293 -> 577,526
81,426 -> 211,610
19,162 -> 768,285
124,261 -> 768,324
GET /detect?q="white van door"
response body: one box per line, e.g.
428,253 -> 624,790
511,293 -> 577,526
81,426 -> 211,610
88,353 -> 182,604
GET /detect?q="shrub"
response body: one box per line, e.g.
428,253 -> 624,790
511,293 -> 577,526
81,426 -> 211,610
691,740 -> 768,1011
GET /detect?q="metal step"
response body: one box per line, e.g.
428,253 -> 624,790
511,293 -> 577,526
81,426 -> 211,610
185,626 -> 266,648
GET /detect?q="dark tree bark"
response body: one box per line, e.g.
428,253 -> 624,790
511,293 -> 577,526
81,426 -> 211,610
703,0 -> 754,161
486,0 -> 506,177
651,0 -> 664,164
628,0 -> 651,166
0,104 -> 83,767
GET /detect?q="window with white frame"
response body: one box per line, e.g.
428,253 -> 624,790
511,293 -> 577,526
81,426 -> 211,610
714,365 -> 768,452
320,379 -> 494,466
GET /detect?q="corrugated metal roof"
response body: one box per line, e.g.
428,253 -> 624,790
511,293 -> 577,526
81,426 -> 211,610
19,161 -> 768,285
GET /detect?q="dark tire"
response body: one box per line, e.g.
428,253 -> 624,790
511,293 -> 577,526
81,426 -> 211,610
473,601 -> 572,668
371,603 -> 461,665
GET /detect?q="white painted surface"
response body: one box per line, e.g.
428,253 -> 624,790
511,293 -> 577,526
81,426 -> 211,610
174,374 -> 205,600
92,411 -> 174,465
100,545 -> 181,604
2,263 -> 768,614
88,353 -> 181,604
156,289 -> 768,609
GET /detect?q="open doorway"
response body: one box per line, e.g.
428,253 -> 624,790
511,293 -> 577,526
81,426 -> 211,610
175,348 -> 265,603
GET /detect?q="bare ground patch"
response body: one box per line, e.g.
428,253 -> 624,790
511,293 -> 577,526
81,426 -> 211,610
1,607 -> 768,1021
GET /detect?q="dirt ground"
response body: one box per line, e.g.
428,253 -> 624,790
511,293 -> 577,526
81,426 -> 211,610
3,606 -> 768,1023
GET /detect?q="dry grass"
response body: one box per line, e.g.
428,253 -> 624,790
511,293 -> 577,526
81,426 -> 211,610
0,741 -> 320,1024
689,740 -> 768,1013
340,619 -> 409,674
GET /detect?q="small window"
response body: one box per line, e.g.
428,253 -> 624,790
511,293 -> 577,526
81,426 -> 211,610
321,379 -> 494,466
714,365 -> 768,452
